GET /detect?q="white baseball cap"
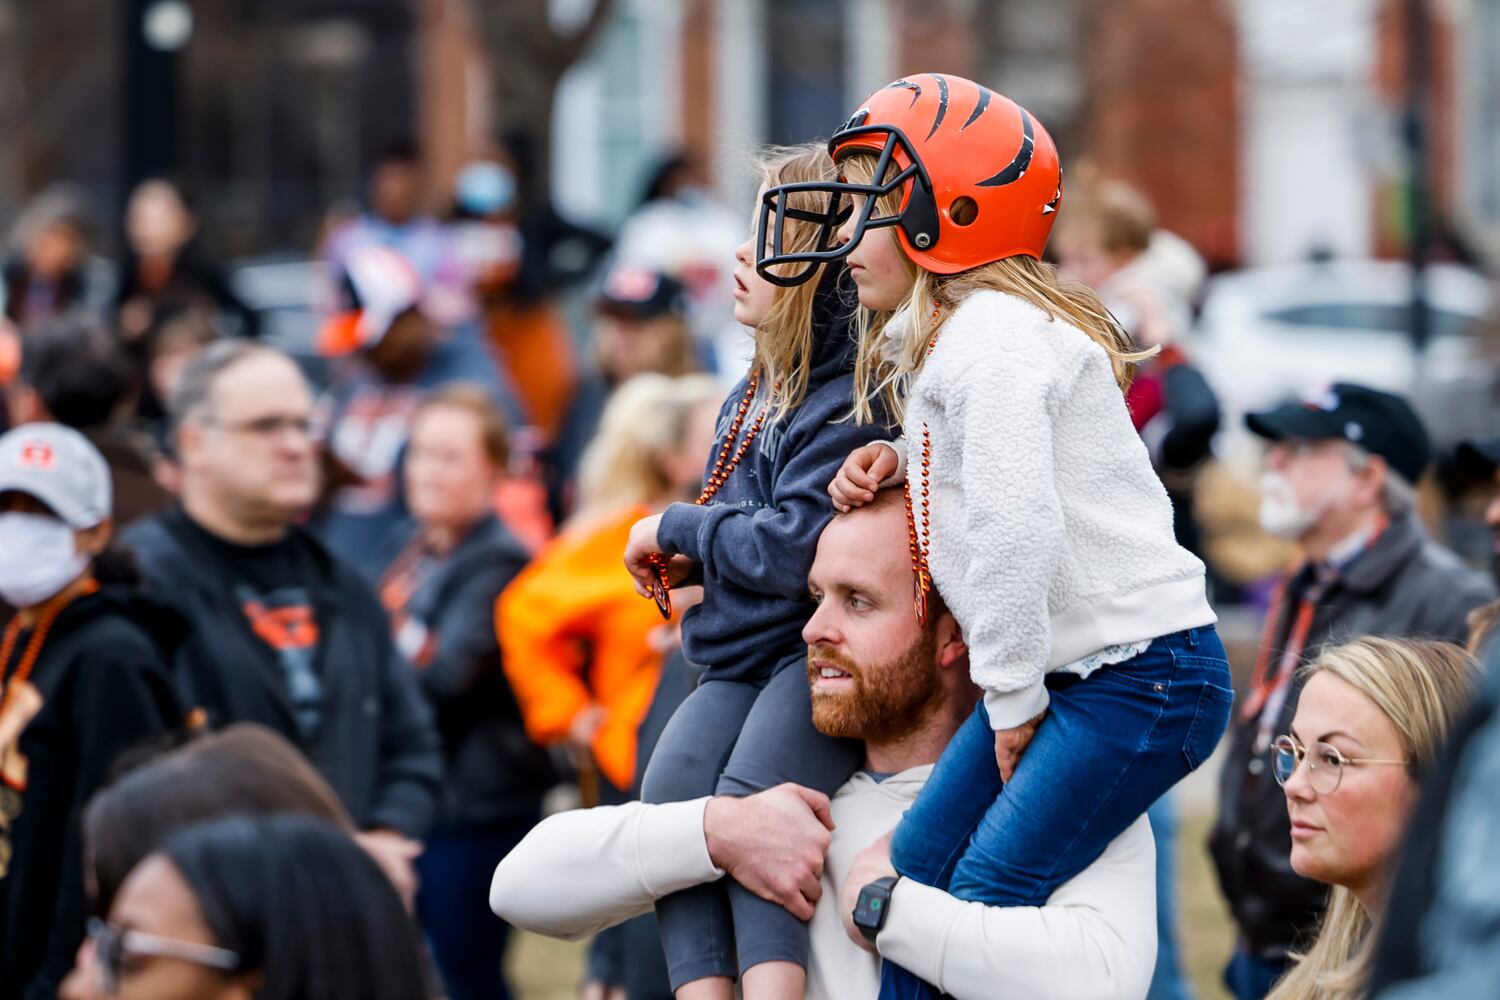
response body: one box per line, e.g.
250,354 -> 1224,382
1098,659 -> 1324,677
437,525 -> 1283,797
0,423 -> 112,528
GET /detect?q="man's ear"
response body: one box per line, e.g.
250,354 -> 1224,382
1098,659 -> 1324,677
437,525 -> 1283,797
77,518 -> 113,558
1356,454 -> 1390,510
934,611 -> 968,670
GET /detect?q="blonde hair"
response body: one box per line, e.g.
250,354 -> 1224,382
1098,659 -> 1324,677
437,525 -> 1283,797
838,152 -> 1155,424
572,372 -> 721,524
749,144 -> 847,423
1267,636 -> 1479,1000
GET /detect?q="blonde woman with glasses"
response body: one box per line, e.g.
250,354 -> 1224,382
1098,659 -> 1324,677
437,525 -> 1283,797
1267,636 -> 1480,1000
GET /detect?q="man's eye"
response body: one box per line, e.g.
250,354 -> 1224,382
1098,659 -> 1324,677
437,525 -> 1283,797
848,595 -> 869,610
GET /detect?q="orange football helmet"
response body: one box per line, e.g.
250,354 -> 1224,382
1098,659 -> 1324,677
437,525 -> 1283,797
756,73 -> 1061,284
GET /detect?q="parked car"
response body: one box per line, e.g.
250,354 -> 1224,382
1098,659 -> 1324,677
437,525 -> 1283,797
227,255 -> 329,384
1192,259 -> 1497,466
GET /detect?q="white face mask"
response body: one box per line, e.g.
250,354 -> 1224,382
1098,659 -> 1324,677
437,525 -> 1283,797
1258,470 -> 1347,541
0,512 -> 89,608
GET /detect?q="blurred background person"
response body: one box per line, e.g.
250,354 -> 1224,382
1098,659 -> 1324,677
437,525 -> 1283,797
123,341 -> 442,905
374,385 -> 556,1000
6,314 -> 174,526
115,178 -> 258,344
1264,637 -> 1477,1000
1455,435 -> 1500,586
320,141 -> 471,328
451,156 -> 580,448
549,265 -> 696,519
79,814 -> 426,1000
0,423 -> 181,997
314,243 -> 522,577
1210,384 -> 1494,1000
614,152 -> 748,378
3,185 -> 110,329
499,372 -> 721,1000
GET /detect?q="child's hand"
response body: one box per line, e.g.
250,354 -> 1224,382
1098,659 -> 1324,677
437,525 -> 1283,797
623,515 -> 693,597
829,443 -> 901,512
994,713 -> 1046,783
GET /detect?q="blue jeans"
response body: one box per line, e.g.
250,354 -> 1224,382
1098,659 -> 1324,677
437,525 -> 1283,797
1224,945 -> 1290,1000
1146,794 -> 1194,1000
880,626 -> 1234,1000
415,815 -> 538,1000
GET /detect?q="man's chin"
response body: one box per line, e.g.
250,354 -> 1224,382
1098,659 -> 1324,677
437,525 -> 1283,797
810,693 -> 863,739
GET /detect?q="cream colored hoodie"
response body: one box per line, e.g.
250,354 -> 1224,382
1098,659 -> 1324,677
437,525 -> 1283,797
489,766 -> 1157,1000
890,289 -> 1216,728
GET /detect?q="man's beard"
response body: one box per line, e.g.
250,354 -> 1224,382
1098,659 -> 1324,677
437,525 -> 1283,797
806,634 -> 943,744
1258,470 -> 1343,541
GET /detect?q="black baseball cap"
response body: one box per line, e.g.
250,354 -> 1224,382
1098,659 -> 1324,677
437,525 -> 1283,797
1457,437 -> 1500,479
1245,382 -> 1431,484
594,265 -> 685,321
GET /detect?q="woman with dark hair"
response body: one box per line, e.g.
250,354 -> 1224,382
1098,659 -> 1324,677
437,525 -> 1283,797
80,723 -> 351,919
82,813 -> 425,1000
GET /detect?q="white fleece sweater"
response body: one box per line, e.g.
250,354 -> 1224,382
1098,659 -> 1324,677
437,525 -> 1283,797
895,290 -> 1215,729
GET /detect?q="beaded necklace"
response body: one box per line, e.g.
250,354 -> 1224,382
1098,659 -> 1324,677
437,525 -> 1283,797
905,314 -> 942,626
646,372 -> 778,620
0,579 -> 99,720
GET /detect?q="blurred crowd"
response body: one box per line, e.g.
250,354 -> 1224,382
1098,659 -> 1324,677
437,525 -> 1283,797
0,134 -> 1499,1000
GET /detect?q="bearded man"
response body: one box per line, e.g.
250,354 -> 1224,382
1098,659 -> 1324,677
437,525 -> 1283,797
1209,382 -> 1494,1000
490,489 -> 1158,1000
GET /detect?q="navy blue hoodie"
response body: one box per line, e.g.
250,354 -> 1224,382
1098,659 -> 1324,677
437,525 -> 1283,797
657,267 -> 895,683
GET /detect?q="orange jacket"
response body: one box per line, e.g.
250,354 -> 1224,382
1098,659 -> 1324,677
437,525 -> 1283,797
497,505 -> 668,790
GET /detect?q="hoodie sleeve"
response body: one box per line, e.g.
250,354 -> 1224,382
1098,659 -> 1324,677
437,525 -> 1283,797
656,411 -> 881,601
421,553 -> 527,703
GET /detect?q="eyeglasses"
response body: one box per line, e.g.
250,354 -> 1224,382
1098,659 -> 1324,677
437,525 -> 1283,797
88,918 -> 241,994
201,415 -> 314,439
1271,734 -> 1409,794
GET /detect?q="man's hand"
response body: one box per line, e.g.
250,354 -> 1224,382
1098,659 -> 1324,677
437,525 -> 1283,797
841,830 -> 896,953
994,712 -> 1047,783
355,829 -> 423,911
703,784 -> 835,921
829,444 -> 901,513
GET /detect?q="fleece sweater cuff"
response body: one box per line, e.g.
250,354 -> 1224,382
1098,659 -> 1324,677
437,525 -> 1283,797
657,501 -> 711,564
984,682 -> 1052,731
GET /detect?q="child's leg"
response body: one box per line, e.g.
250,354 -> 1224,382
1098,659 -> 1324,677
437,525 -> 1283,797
880,627 -> 1231,1000
715,658 -> 864,984
640,679 -> 765,992
945,625 -> 1233,904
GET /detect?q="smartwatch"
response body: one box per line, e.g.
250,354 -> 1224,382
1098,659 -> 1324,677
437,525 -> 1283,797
852,875 -> 900,943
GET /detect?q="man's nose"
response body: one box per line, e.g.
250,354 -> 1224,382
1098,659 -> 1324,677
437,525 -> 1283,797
802,602 -> 838,648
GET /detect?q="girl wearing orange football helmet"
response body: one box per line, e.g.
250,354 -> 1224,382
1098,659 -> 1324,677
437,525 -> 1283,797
759,75 -> 1233,999
624,145 -> 893,1000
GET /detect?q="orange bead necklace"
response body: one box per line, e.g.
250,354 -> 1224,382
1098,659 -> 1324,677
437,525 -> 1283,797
0,579 -> 100,720
647,372 -> 779,620
905,315 -> 942,626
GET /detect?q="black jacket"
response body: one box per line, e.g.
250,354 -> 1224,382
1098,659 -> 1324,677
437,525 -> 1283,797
124,509 -> 443,839
1209,513 -> 1495,957
377,516 -> 556,828
0,589 -> 181,1000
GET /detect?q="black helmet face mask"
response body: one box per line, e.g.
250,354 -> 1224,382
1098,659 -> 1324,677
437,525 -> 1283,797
755,123 -> 939,288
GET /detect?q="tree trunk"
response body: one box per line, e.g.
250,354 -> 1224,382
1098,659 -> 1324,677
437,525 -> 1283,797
467,0 -> 616,199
